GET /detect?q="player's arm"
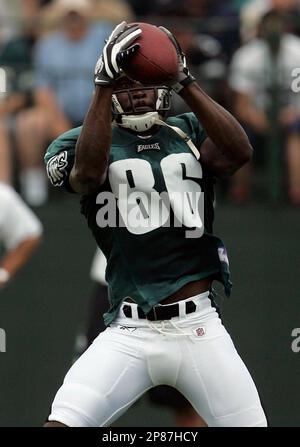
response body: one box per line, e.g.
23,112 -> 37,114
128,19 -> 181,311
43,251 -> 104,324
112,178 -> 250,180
0,237 -> 41,288
160,27 -> 253,177
180,83 -> 253,177
69,22 -> 141,195
69,86 -> 113,194
0,185 -> 42,288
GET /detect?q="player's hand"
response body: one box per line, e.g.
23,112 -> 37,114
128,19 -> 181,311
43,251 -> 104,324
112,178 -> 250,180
159,26 -> 195,93
94,21 -> 141,87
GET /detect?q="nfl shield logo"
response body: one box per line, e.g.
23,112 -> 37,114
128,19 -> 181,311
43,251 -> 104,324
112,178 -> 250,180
195,327 -> 205,337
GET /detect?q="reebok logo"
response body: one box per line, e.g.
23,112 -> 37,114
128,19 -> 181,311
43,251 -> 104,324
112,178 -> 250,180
137,143 -> 160,153
117,325 -> 137,332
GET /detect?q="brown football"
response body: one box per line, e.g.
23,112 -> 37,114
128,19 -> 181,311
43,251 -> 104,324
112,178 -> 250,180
122,23 -> 179,85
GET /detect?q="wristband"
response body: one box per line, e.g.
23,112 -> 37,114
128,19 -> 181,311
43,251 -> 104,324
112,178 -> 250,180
172,74 -> 196,94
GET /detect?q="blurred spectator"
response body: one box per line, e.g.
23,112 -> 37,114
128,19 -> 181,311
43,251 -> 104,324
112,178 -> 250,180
0,122 -> 11,184
0,63 -> 10,184
15,0 -> 113,206
40,0 -> 134,30
0,1 -> 56,190
0,0 -> 49,43
229,10 -> 300,204
0,12 -> 35,185
240,0 -> 300,42
0,182 -> 42,288
0,0 -> 49,185
91,0 -> 134,24
240,0 -> 270,42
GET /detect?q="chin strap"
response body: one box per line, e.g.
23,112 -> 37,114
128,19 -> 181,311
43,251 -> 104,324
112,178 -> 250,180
120,112 -> 158,133
155,118 -> 200,160
120,113 -> 200,160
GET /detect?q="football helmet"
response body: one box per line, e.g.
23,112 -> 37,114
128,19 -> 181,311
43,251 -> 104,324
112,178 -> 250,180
112,78 -> 171,133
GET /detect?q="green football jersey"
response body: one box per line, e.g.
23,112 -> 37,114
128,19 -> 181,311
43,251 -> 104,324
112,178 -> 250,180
45,112 -> 232,325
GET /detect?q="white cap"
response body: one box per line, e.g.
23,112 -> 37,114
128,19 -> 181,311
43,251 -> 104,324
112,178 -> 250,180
47,0 -> 92,17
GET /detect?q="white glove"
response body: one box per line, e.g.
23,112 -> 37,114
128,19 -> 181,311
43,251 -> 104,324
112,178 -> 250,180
94,21 -> 141,86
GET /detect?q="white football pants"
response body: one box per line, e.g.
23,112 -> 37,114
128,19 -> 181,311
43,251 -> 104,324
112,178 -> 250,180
48,291 -> 267,427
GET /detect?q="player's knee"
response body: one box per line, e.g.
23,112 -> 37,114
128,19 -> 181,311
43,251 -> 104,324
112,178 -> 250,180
49,382 -> 112,427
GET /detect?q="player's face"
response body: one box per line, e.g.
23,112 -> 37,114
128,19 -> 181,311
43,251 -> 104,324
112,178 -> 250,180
114,78 -> 156,114
62,11 -> 88,40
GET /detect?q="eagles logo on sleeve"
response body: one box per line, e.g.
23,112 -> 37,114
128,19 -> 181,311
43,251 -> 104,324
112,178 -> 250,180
46,151 -> 69,187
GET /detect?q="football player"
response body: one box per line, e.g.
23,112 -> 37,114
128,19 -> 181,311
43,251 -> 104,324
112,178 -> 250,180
74,248 -> 207,427
0,182 -> 42,288
44,22 -> 267,427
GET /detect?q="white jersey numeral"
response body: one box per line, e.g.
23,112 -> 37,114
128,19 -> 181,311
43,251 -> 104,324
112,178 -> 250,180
161,153 -> 203,233
108,154 -> 204,235
109,159 -> 169,234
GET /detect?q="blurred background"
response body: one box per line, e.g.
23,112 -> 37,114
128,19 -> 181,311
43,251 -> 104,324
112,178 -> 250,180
0,0 -> 299,427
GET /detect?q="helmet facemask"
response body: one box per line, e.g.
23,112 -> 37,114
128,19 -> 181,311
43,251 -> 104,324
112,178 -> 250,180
112,83 -> 172,133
